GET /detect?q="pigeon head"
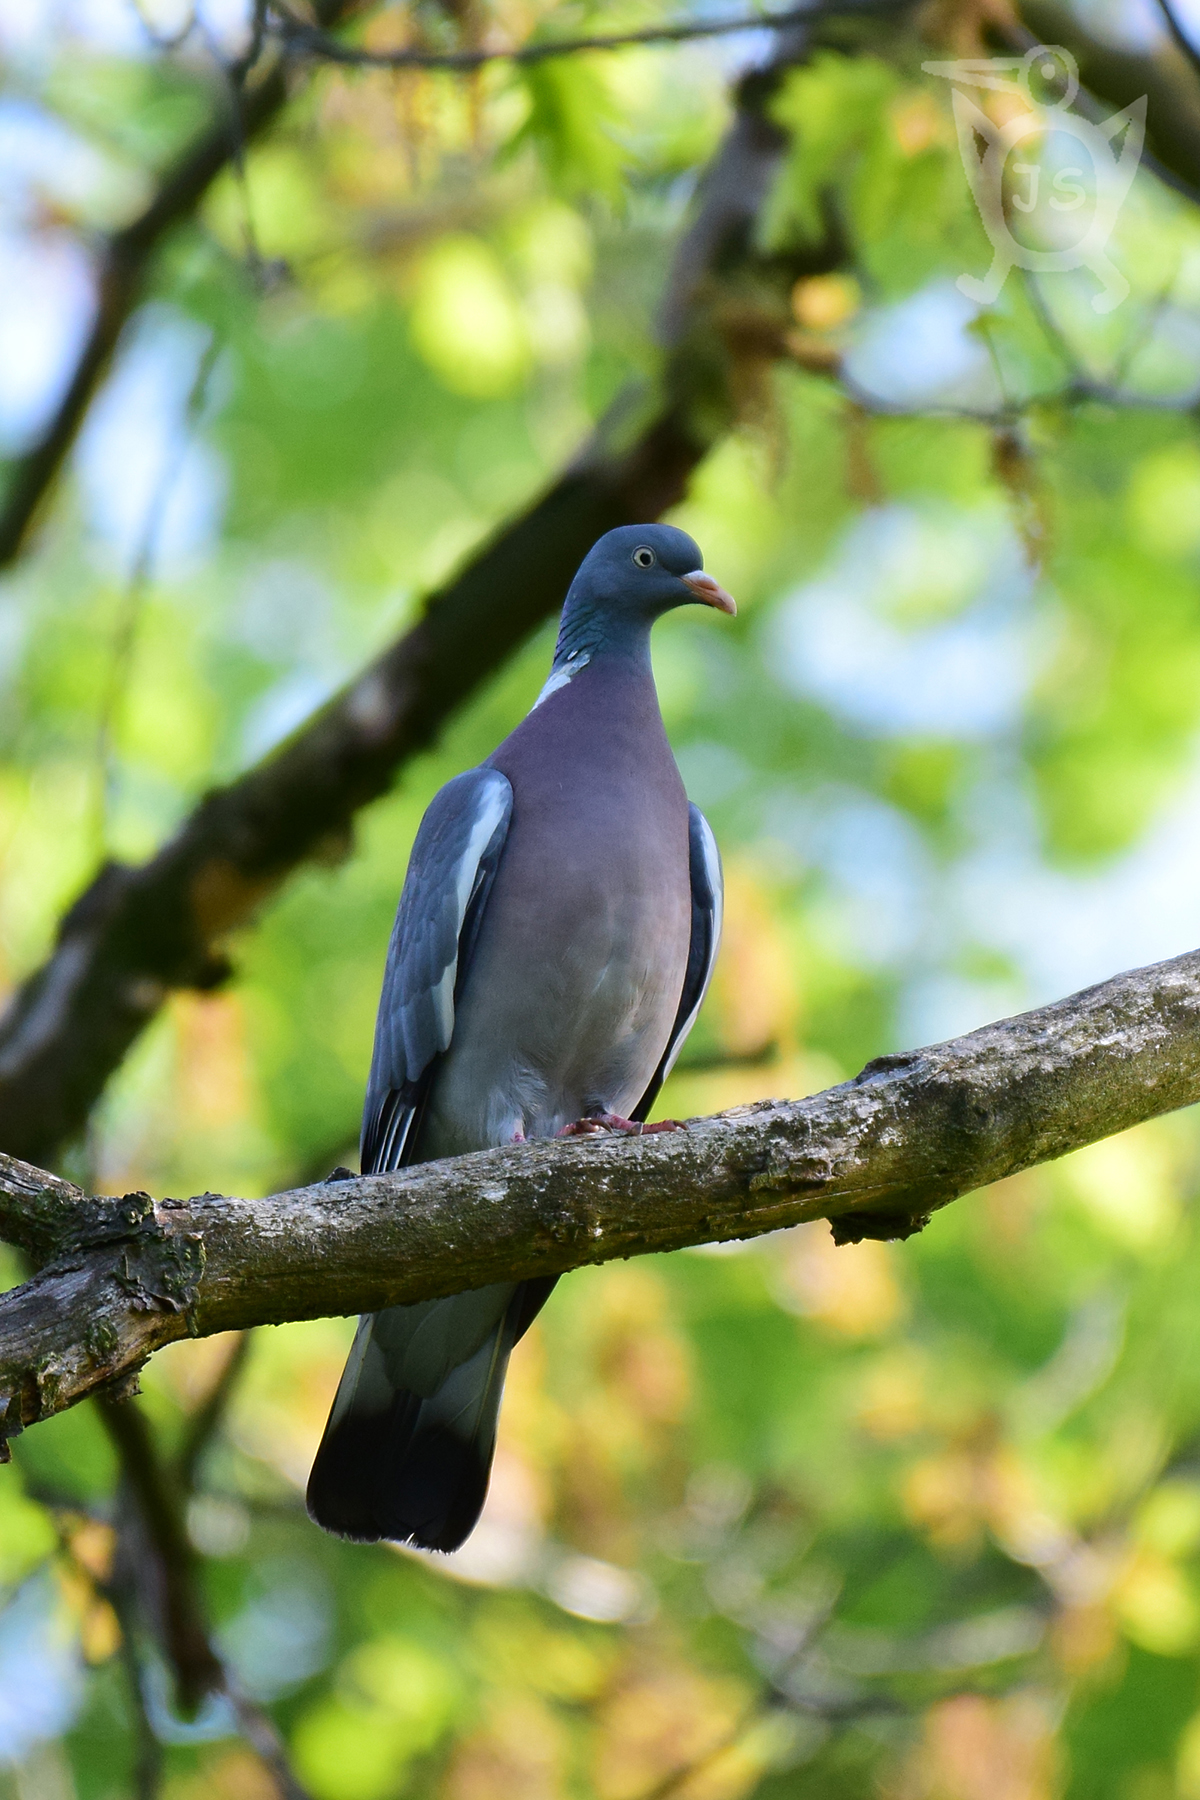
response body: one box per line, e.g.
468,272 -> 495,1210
552,525 -> 736,668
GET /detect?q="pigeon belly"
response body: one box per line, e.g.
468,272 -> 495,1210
413,658 -> 692,1159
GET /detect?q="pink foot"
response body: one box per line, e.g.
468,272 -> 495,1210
557,1112 -> 687,1137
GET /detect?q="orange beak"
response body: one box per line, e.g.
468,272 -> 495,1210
680,570 -> 737,615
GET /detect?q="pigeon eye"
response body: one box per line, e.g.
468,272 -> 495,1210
632,546 -> 656,568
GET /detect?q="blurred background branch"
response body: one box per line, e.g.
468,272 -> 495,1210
0,0 -> 359,570
99,1390 -> 314,1798
6,0 -> 1200,1791
272,0 -> 907,70
0,22 -> 852,1172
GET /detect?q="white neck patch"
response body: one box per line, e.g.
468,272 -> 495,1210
531,651 -> 590,711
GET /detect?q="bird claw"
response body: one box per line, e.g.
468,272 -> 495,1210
557,1113 -> 687,1137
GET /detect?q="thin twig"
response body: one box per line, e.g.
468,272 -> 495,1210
210,0 -> 272,282
229,1696 -> 314,1800
272,0 -> 908,70
975,311 -> 1014,414
788,330 -> 1200,422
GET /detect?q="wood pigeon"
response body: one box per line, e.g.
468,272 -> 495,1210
306,524 -> 735,1551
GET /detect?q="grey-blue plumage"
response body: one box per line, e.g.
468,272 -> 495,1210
306,524 -> 733,1550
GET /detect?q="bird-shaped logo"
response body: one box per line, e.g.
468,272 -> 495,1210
922,45 -> 1146,314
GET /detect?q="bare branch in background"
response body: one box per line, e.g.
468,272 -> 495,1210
2,0 -> 1194,570
0,0 -> 357,570
273,0 -> 908,70
98,1393 -> 314,1797
0,0 -> 897,571
782,321 -> 1200,419
1012,0 -> 1200,202
97,1394 -> 223,1712
0,30 -> 839,1741
6,0 -> 1200,1170
0,38 -> 849,1170
2,945 -> 1199,1437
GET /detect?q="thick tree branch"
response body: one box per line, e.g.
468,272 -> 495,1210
2,946 -> 1198,1446
0,43 -> 848,1170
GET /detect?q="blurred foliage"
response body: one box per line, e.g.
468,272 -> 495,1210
8,1 -> 1200,1797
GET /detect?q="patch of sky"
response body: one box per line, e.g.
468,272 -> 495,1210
10,0 -> 250,65
953,746 -> 1200,1003
896,970 -> 1031,1050
232,558 -> 340,666
767,725 -> 1200,1048
191,0 -> 257,59
770,500 -> 1041,739
233,557 -> 349,761
6,0 -> 151,62
217,1562 -> 332,1701
0,1576 -> 83,1766
701,9 -> 783,80
1075,0 -> 1193,52
0,581 -> 31,694
142,1659 -> 238,1744
76,303 -> 227,576
764,783 -> 935,972
0,99 -> 139,230
674,740 -> 754,810
0,229 -> 94,454
1120,304 -> 1200,404
240,670 -> 342,764
844,283 -> 1004,414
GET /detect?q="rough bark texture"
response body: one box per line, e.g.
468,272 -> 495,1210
2,946 -> 1198,1448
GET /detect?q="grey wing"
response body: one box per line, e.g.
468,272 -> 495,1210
633,803 -> 724,1123
359,766 -> 512,1176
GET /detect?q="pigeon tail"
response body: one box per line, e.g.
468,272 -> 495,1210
307,1279 -> 554,1550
